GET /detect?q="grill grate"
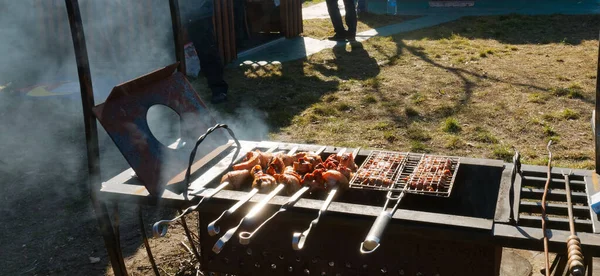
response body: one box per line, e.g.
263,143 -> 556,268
517,170 -> 593,233
395,154 -> 460,197
349,150 -> 407,191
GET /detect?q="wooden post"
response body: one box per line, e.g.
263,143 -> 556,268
64,1 -> 128,275
593,31 -> 600,174
169,0 -> 186,74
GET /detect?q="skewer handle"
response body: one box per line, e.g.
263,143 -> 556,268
567,235 -> 585,276
208,188 -> 259,236
360,210 -> 392,254
292,188 -> 338,250
152,181 -> 230,237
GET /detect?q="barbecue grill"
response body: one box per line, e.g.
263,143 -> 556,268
96,139 -> 599,275
62,0 -> 600,274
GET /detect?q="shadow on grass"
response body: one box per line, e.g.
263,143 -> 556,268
211,14 -> 598,135
203,41 -> 381,134
401,14 -> 600,45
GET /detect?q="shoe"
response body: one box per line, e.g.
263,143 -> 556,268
346,32 -> 356,42
211,93 -> 227,104
327,32 -> 347,41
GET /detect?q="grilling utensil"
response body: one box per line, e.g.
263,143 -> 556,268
292,147 -> 361,250
360,154 -> 459,254
207,146 -> 288,236
212,146 -> 327,254
152,143 -> 250,238
562,170 -> 585,276
239,146 -> 339,245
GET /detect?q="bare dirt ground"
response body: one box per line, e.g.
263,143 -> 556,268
1,14 -> 600,276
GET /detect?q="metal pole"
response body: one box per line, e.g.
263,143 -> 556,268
596,31 -> 600,174
64,1 -> 128,275
169,0 -> 186,74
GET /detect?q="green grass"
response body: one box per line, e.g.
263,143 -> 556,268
335,102 -> 353,112
442,117 -> 461,133
528,92 -> 550,104
405,106 -> 420,117
445,136 -> 465,149
560,108 -> 580,120
410,141 -> 430,152
411,92 -> 426,105
406,124 -> 432,141
552,83 -> 584,99
492,144 -> 513,161
373,121 -> 392,130
362,95 -> 378,104
384,131 -> 397,142
543,125 -> 557,136
473,127 -> 498,144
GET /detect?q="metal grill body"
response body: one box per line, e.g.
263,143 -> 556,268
197,202 -> 500,276
99,141 -> 600,275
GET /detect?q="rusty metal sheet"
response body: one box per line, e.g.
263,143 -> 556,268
93,63 -> 227,196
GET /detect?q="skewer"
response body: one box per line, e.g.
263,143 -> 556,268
509,150 -> 521,224
212,146 -> 328,253
541,140 -> 553,276
239,146 -> 341,245
208,146 -> 296,236
562,170 -> 585,276
292,147 -> 360,250
152,180 -> 231,237
213,181 -> 285,253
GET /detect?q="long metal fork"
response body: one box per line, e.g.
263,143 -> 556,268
239,146 -> 338,245
292,147 -> 360,250
207,146 -> 287,236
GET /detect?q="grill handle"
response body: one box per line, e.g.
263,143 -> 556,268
360,210 -> 392,254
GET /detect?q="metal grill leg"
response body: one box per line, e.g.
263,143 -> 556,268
138,206 -> 160,276
95,201 -> 128,275
180,209 -> 202,261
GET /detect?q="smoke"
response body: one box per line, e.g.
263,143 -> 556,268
0,1 -> 180,274
0,1 -> 271,273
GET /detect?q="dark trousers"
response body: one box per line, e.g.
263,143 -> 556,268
185,18 -> 228,95
326,0 -> 357,34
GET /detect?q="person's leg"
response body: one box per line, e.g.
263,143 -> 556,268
186,18 -> 229,102
343,0 -> 357,40
326,0 -> 346,39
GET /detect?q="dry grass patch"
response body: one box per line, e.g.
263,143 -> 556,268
201,14 -> 599,170
303,14 -> 420,39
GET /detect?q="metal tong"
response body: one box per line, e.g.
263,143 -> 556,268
562,170 -> 585,276
239,146 -> 335,245
207,146 -> 285,236
212,146 -> 326,254
292,147 -> 360,250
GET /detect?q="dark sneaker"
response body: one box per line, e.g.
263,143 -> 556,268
327,33 -> 347,41
346,32 -> 356,42
211,93 -> 227,104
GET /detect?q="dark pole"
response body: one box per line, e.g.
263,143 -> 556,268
596,31 -> 600,174
169,0 -> 186,74
64,0 -> 128,275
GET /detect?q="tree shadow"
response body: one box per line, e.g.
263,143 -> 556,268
399,14 -> 600,45
202,41 -> 381,137
199,14 -> 600,136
